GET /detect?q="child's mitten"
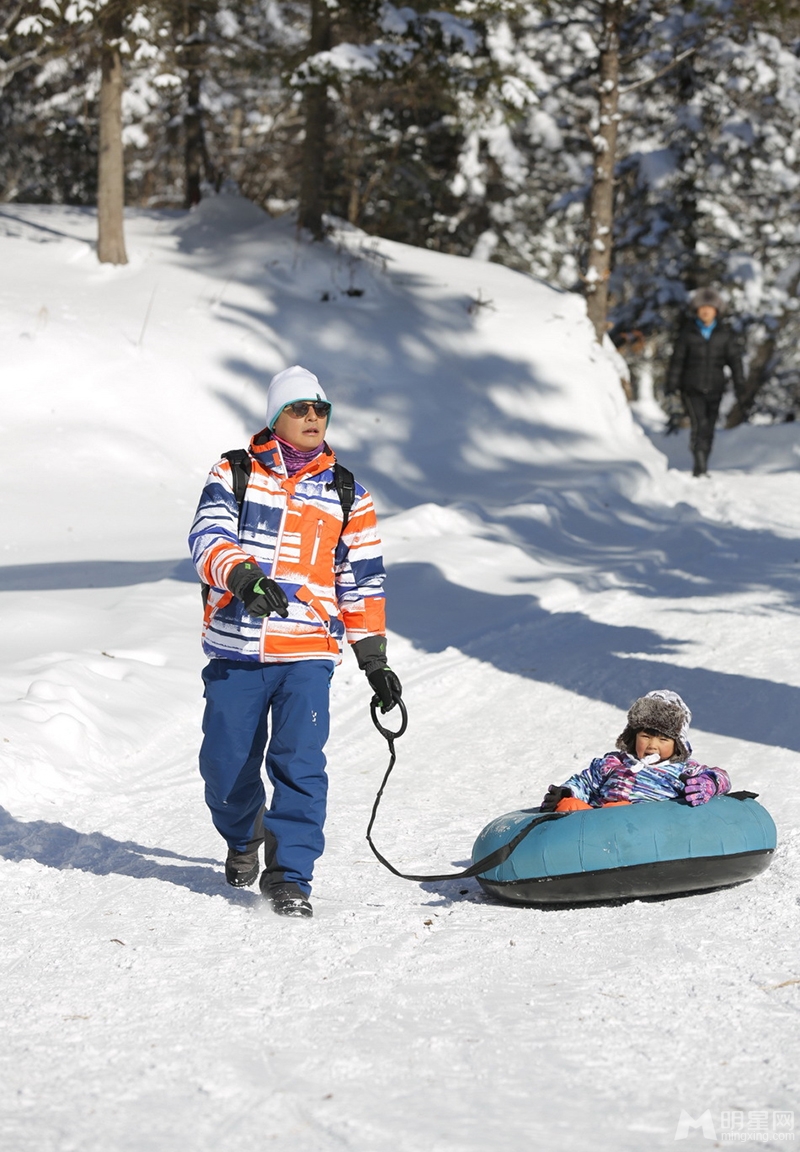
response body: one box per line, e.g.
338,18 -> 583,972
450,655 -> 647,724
540,785 -> 572,812
682,770 -> 718,806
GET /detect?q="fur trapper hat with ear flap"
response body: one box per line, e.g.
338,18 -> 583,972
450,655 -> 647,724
690,286 -> 725,315
616,689 -> 692,761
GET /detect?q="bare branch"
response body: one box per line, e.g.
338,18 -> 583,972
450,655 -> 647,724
0,43 -> 63,90
619,46 -> 697,95
1,2 -> 27,39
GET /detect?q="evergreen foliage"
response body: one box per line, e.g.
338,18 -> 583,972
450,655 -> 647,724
2,0 -> 800,416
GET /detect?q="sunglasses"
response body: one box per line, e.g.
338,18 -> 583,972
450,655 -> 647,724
283,401 -> 331,419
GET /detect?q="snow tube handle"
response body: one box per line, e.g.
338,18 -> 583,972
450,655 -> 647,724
370,695 -> 408,741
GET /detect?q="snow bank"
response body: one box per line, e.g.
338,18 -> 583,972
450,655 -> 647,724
1,195 -> 798,1152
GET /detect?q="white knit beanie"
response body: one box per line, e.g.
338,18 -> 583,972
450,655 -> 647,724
265,365 -> 330,429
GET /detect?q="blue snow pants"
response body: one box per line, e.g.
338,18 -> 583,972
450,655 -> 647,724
199,659 -> 334,894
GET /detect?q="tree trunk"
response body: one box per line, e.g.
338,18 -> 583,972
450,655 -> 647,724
670,55 -> 702,294
184,58 -> 205,207
182,2 -> 211,208
97,8 -> 128,265
297,0 -> 332,240
585,1 -> 622,341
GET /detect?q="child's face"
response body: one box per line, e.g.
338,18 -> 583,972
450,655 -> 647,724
635,729 -> 676,762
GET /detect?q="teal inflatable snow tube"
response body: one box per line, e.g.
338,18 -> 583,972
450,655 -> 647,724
472,796 -> 777,906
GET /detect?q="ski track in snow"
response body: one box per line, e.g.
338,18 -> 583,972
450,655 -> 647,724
1,200 -> 799,1151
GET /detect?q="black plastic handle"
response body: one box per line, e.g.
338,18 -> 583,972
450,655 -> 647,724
370,695 -> 408,741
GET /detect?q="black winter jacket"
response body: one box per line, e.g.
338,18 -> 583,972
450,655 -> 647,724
666,319 -> 745,400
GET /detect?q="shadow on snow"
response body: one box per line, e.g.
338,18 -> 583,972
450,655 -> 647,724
0,558 -> 196,591
1,559 -> 798,752
0,806 -> 255,906
389,562 -> 800,753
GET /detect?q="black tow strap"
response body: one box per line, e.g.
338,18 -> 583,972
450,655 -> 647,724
365,698 -> 568,882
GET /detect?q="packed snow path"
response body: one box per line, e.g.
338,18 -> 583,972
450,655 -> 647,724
1,199 -> 798,1151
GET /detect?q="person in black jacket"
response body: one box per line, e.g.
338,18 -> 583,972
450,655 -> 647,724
665,287 -> 746,476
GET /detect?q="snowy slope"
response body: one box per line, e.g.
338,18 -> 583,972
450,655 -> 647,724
1,196 -> 798,1152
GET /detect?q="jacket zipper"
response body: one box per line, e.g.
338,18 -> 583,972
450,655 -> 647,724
310,519 -> 323,567
260,494 -> 289,661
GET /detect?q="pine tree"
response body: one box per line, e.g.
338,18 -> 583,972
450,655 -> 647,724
2,0 -> 169,263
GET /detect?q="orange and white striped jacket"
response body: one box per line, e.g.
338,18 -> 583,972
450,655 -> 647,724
189,432 -> 386,663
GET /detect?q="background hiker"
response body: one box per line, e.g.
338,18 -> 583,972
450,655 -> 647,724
189,365 -> 402,918
664,287 -> 745,477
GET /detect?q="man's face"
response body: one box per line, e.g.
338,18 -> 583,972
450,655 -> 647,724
273,401 -> 329,451
697,304 -> 717,325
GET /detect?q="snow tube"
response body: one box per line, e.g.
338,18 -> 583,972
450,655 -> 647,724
472,795 -> 776,906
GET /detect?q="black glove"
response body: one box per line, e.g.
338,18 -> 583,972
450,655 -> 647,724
663,392 -> 684,435
352,635 -> 402,712
228,561 -> 289,619
367,666 -> 403,712
540,785 -> 572,812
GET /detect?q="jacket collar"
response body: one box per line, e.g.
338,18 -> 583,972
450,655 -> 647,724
249,429 -> 334,484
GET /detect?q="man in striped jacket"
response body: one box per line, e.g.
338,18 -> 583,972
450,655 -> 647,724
189,365 -> 402,918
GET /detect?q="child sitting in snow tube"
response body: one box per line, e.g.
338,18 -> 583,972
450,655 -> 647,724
539,689 -> 731,813
472,688 -> 774,905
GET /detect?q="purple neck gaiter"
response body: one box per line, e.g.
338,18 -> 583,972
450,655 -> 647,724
275,434 -> 326,476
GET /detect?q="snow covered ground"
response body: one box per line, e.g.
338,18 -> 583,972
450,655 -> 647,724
1,196 -> 798,1152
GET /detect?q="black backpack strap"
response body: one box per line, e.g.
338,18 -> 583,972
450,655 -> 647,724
332,462 -> 356,532
222,449 -> 252,526
201,449 -> 251,607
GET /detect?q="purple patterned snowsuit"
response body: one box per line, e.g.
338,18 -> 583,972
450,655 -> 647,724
562,751 -> 731,807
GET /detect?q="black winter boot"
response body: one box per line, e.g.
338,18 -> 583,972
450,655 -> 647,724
692,448 -> 709,477
260,876 -> 313,918
225,844 -> 261,887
